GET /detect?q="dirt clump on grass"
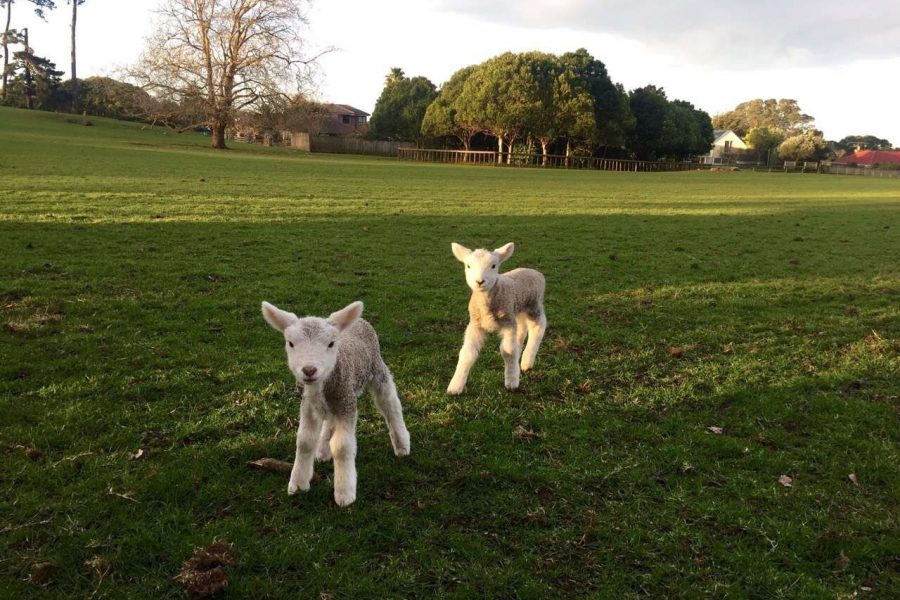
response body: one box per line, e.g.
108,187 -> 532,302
179,542 -> 237,599
29,562 -> 58,587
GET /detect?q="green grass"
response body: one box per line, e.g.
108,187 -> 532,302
1,106 -> 899,599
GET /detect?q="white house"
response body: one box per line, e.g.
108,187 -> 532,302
700,130 -> 748,165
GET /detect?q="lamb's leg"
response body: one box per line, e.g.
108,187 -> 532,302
330,412 -> 359,507
447,322 -> 484,395
516,314 -> 528,352
521,313 -> 547,372
315,417 -> 334,462
370,365 -> 411,457
500,324 -> 521,391
288,400 -> 322,495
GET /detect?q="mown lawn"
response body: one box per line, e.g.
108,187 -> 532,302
1,106 -> 899,599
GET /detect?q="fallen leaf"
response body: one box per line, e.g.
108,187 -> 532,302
668,347 -> 684,358
128,449 -> 145,461
608,254 -> 618,261
707,426 -> 724,435
837,551 -> 851,569
362,226 -> 370,232
26,447 -> 42,461
722,342 -> 733,354
513,425 -> 539,440
848,473 -> 858,485
862,586 -> 873,592
778,474 -> 793,488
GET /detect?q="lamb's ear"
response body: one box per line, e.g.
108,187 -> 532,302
328,301 -> 363,332
494,242 -> 515,263
261,301 -> 298,332
451,242 -> 472,262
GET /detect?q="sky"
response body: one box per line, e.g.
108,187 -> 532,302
10,0 -> 900,143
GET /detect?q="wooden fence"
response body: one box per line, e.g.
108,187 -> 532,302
291,133 -> 414,157
825,165 -> 900,179
397,148 -> 702,172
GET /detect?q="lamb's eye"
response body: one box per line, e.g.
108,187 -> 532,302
328,341 -> 335,349
288,341 -> 294,348
466,264 -> 470,269
492,264 -> 497,269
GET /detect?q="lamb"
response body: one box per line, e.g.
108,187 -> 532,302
447,242 -> 547,395
261,300 -> 410,507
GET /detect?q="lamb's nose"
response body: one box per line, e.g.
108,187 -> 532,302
476,280 -> 485,286
302,366 -> 317,377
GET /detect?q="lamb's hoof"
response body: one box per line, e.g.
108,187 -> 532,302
505,382 -> 520,392
392,431 -> 411,457
446,382 -> 465,396
334,489 -> 356,507
288,480 -> 309,495
520,362 -> 533,372
315,448 -> 333,462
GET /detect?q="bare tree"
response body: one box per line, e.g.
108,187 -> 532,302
69,0 -> 84,113
129,0 -> 323,149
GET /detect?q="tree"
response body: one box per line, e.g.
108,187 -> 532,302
628,85 -> 669,160
5,48 -> 62,109
560,49 -> 633,153
68,0 -> 84,112
527,52 -> 595,164
421,65 -> 478,150
712,99 -> 814,138
778,131 -> 827,161
663,100 -> 714,159
838,135 -> 892,152
368,68 -> 437,142
455,52 -> 549,163
129,0 -> 322,149
2,0 -> 55,103
744,126 -> 784,164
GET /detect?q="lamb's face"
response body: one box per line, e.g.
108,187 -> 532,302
282,318 -> 341,384
464,249 -> 501,292
451,242 -> 515,293
261,301 -> 364,386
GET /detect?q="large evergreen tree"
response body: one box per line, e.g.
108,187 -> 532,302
369,68 -> 437,143
2,0 -> 56,103
560,48 -> 634,152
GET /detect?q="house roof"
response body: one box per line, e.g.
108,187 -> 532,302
834,150 -> 900,166
324,103 -> 370,117
713,129 -> 744,143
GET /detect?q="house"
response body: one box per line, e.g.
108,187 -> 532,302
699,130 -> 748,165
322,104 -> 370,136
834,150 -> 900,168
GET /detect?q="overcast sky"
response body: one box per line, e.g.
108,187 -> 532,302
11,0 -> 900,143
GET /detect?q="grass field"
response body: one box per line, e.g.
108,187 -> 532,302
1,106 -> 899,599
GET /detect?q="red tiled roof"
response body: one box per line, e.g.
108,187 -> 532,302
834,150 -> 900,166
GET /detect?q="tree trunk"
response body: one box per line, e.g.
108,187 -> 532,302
71,0 -> 78,113
506,137 -> 514,164
212,120 -> 228,149
2,1 -> 11,102
23,26 -> 32,110
565,139 -> 571,167
541,140 -> 549,166
497,134 -> 504,164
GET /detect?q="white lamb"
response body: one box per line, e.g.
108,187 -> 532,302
262,300 -> 410,507
447,242 -> 547,395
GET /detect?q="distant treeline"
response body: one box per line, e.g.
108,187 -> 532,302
366,50 -> 714,162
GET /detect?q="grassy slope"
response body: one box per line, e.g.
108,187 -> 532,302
1,106 -> 899,599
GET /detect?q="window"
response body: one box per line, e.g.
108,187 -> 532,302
341,115 -> 350,125
357,116 -> 365,125
724,141 -> 733,152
